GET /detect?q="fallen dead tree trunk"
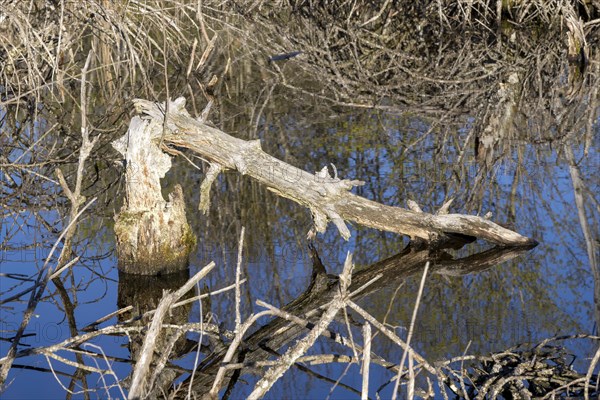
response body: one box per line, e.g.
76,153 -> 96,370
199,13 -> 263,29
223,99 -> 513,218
132,97 -> 537,247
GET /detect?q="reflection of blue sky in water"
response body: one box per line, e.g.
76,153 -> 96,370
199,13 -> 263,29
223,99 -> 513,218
1,108 -> 598,398
1,223 -> 121,398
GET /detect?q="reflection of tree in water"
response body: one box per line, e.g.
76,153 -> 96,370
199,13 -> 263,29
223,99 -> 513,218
1,0 -> 598,398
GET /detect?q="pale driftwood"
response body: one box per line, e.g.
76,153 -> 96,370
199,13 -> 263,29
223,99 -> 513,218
133,97 -> 537,247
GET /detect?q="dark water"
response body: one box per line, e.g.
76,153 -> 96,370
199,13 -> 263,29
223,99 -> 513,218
1,38 -> 599,400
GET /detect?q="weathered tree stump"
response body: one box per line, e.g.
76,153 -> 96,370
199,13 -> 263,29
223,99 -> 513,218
112,110 -> 196,275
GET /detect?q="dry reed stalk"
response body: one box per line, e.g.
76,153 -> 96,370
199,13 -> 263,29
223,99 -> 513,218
1,0 -> 207,109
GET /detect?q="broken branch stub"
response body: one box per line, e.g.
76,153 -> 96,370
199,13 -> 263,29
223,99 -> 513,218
112,112 -> 196,275
133,97 -> 537,247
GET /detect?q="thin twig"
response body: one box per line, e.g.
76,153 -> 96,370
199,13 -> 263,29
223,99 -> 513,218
186,280 -> 204,400
247,253 -> 354,400
392,261 -> 430,400
128,262 -> 215,399
585,343 -> 600,400
0,197 -> 96,385
81,343 -> 127,399
347,301 -> 435,375
235,227 -> 245,332
361,322 -> 372,400
208,310 -> 274,397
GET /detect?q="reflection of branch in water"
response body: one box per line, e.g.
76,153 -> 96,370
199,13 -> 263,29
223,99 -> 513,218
564,145 -> 600,329
178,242 -> 534,397
4,240 -> 588,399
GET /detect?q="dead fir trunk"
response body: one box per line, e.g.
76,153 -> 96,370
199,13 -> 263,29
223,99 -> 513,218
111,111 -> 196,275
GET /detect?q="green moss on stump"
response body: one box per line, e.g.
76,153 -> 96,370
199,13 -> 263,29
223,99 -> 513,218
114,209 -> 197,275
